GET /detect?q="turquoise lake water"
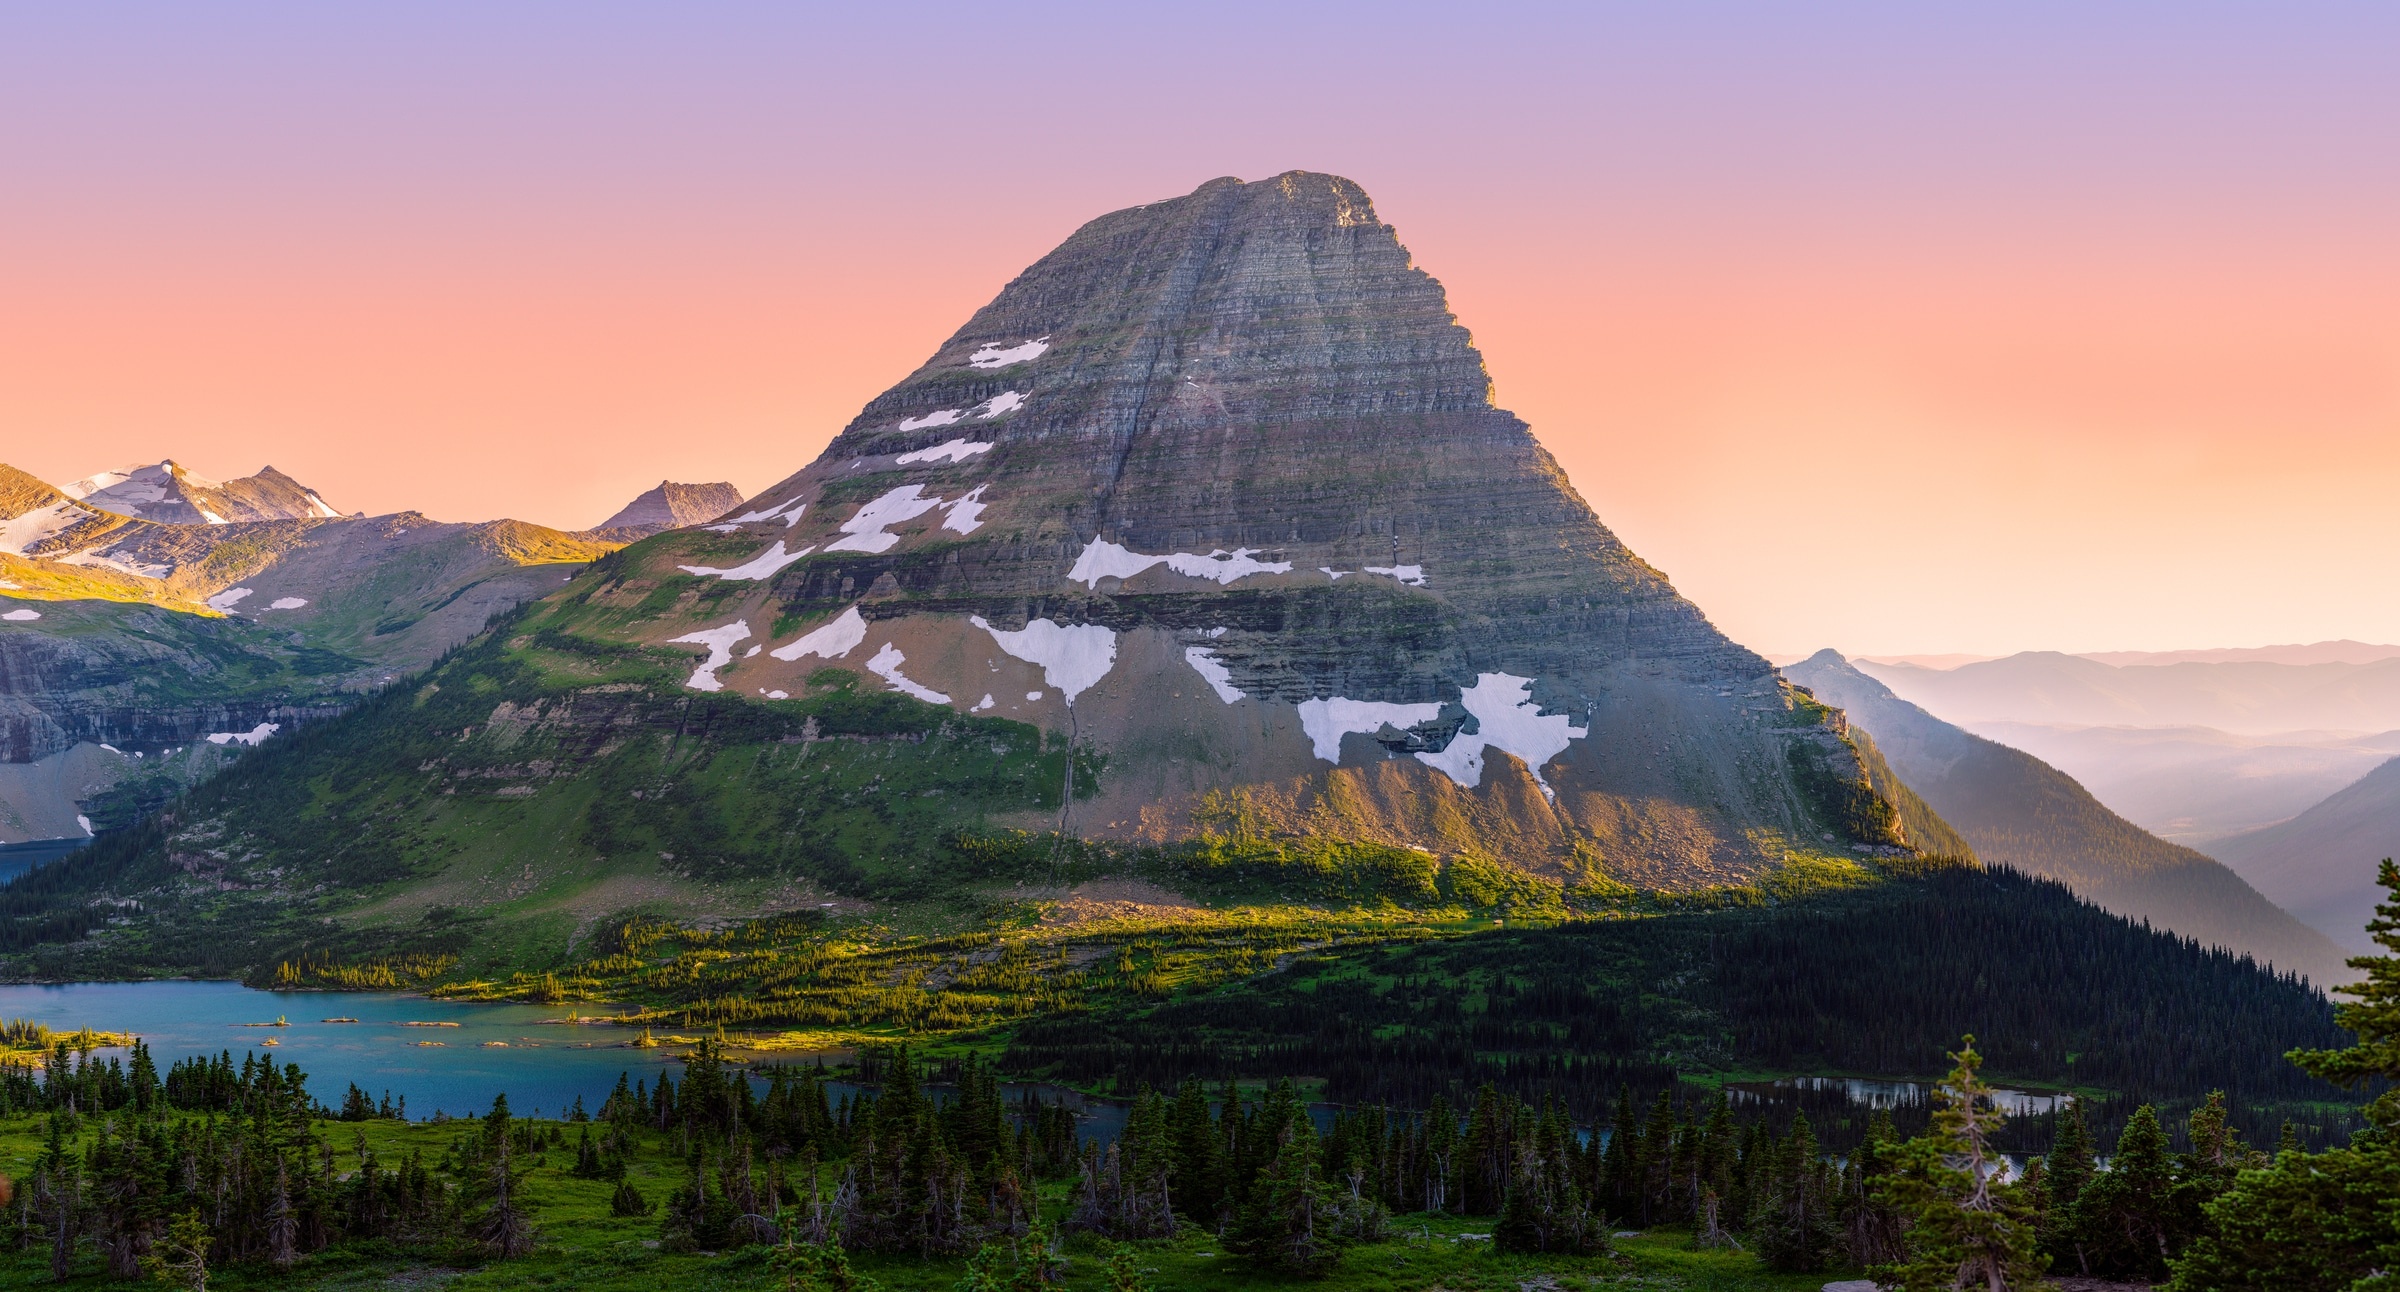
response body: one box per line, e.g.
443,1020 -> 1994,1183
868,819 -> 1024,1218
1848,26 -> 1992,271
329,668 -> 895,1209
0,980 -> 785,1121
0,980 -> 1132,1141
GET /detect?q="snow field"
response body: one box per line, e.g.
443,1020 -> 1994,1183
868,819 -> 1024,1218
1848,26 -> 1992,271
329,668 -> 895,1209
768,606 -> 868,662
1296,698 -> 1444,763
1067,539 -> 1293,589
866,643 -> 950,704
967,338 -> 1049,369
970,616 -> 1118,705
666,620 -> 752,692
894,438 -> 992,465
678,540 -> 814,581
827,486 -> 946,554
1182,648 -> 1244,703
205,722 -> 281,747
1412,672 -> 1588,796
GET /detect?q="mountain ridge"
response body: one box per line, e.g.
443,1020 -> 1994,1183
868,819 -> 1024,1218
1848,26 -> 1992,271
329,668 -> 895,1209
2206,755 -> 2400,952
1785,649 -> 2352,984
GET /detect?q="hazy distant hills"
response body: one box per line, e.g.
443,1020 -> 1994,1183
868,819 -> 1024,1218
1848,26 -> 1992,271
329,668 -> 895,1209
1969,721 -> 2400,846
1856,650 -> 2400,735
1787,650 -> 2353,984
2206,756 -> 2400,953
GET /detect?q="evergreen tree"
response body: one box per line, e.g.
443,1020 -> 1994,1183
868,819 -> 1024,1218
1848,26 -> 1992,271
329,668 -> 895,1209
2166,859 -> 2400,1289
1749,1111 -> 1838,1272
1839,1109 -> 1908,1268
2069,1105 -> 2176,1280
1230,1136 -> 1348,1276
1874,1036 -> 2045,1291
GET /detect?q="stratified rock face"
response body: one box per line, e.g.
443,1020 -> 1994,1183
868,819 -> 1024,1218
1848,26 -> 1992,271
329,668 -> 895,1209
63,461 -> 342,524
594,481 -> 743,534
604,172 -> 1901,881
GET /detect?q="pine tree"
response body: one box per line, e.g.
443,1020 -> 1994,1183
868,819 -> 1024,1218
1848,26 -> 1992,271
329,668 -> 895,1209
2164,859 -> 2400,1290
1874,1036 -> 2045,1291
2290,858 -> 2400,1130
2071,1105 -> 2176,1280
138,1208 -> 210,1291
1749,1111 -> 1838,1272
2035,1097 -> 2094,1271
1229,1136 -> 1348,1276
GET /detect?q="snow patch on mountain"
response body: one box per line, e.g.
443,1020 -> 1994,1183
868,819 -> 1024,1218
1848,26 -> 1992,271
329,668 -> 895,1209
206,722 -> 280,747
679,540 -> 814,581
1,609 -> 40,622
896,439 -> 993,465
1183,648 -> 1244,703
973,391 -> 1026,418
0,502 -> 92,555
897,409 -> 965,433
769,606 -> 868,661
827,486 -> 945,554
58,550 -> 171,580
866,642 -> 949,705
1413,672 -> 1587,796
1364,565 -> 1427,587
206,588 -> 254,612
728,497 -> 806,525
972,615 -> 1117,705
667,620 -> 752,692
968,338 -> 1049,369
267,597 -> 309,610
941,485 -> 990,534
1296,698 -> 1444,764
1067,539 -> 1293,589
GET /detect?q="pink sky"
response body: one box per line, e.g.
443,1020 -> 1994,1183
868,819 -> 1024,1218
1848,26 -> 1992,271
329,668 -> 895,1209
3,4 -> 2394,656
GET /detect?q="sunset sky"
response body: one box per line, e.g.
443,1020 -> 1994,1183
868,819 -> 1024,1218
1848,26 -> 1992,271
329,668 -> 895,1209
4,4 -> 2395,657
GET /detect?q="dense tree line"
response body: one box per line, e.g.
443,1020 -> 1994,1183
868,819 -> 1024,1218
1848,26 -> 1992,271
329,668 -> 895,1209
1005,866 -> 2351,1151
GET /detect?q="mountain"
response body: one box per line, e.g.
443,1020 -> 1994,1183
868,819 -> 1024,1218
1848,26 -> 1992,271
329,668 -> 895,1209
60,460 -> 345,524
2207,756 -> 2400,952
0,461 -> 622,844
589,480 -> 743,538
2078,640 -> 2400,668
1857,651 -> 2400,734
1785,650 -> 2353,984
0,172 -> 1928,977
1967,721 -> 2400,845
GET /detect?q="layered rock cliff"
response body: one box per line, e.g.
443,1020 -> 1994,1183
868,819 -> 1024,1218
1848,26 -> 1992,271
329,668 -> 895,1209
570,172 -> 1909,882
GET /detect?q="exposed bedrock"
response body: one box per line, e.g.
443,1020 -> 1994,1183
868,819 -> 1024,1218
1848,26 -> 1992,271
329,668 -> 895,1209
594,172 -> 1908,880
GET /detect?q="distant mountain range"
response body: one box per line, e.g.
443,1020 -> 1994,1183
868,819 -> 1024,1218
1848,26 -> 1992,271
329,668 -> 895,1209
62,460 -> 347,525
2206,757 -> 2400,953
1786,650 -> 2353,985
0,460 -> 737,843
1966,721 -> 2400,846
1856,650 -> 2400,735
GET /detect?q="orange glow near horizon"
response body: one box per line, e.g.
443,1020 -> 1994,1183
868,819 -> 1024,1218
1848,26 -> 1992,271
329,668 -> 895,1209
4,5 -> 2396,657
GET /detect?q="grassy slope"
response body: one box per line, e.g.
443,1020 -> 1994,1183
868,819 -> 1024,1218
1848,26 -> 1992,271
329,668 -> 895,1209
0,1109 -> 1829,1291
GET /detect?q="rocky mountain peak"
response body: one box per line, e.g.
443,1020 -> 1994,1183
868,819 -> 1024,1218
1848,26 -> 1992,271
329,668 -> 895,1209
580,172 -> 1910,882
61,460 -> 342,525
592,480 -> 744,536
